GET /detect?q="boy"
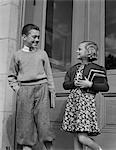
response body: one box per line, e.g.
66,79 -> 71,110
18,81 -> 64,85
8,24 -> 55,150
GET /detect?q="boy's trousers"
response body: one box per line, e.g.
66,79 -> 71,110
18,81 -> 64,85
15,83 -> 55,148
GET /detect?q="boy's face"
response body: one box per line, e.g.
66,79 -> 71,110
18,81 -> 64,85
76,43 -> 88,60
23,29 -> 40,49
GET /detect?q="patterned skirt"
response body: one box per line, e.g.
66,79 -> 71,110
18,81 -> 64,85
62,89 -> 101,136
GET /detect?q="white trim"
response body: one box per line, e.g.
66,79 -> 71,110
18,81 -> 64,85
100,0 -> 105,66
87,69 -> 105,81
19,0 -> 26,48
71,0 -> 86,65
21,0 -> 26,29
41,0 -> 47,50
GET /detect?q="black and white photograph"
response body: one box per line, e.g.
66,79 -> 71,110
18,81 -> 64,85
0,0 -> 116,150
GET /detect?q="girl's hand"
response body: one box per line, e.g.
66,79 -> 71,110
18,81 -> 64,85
74,77 -> 93,88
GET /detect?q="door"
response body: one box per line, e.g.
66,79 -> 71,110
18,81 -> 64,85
44,0 -> 74,149
98,0 -> 116,149
44,0 -> 91,150
86,0 -> 116,150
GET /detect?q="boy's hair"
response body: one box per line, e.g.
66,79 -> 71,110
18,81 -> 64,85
22,24 -> 40,36
80,41 -> 98,62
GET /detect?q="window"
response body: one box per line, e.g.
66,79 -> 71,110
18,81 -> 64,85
45,0 -> 73,72
105,0 -> 116,70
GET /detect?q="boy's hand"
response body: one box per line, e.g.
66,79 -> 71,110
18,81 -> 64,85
74,77 -> 93,88
13,85 -> 20,93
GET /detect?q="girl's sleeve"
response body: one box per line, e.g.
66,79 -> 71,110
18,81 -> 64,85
63,69 -> 76,90
89,68 -> 109,93
8,54 -> 20,92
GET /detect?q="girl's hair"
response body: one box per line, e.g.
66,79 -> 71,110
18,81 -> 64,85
22,24 -> 40,36
80,41 -> 98,62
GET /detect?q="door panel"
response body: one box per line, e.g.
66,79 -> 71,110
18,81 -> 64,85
87,0 -> 116,150
45,0 -> 73,73
45,1 -> 73,150
44,1 -> 90,150
105,0 -> 116,70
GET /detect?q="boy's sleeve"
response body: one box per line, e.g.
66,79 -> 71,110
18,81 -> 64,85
43,51 -> 56,108
8,54 -> 20,92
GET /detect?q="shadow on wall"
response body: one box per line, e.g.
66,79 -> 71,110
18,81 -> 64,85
6,113 -> 16,149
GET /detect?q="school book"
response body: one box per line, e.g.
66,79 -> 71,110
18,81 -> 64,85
83,63 -> 107,82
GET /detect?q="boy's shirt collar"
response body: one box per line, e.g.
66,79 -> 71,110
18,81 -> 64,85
22,45 -> 39,52
22,45 -> 30,52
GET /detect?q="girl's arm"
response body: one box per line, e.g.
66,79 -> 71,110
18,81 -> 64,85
63,69 -> 77,90
83,64 -> 109,93
88,67 -> 109,93
90,76 -> 109,92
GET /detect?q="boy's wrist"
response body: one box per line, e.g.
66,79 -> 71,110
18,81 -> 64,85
13,85 -> 20,93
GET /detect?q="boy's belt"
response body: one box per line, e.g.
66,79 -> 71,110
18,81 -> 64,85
21,77 -> 47,84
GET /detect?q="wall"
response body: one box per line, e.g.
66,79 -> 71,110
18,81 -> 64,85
0,0 -> 22,149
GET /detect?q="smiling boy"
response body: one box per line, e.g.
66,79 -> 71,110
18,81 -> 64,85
8,24 -> 55,150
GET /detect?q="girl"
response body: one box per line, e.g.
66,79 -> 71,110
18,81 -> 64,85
62,41 -> 109,150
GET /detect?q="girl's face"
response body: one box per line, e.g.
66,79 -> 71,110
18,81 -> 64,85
23,29 -> 40,49
76,43 -> 88,60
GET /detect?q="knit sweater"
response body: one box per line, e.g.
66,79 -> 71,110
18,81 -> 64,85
63,63 -> 109,94
8,48 -> 55,93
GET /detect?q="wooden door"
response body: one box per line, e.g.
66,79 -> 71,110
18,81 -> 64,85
44,0 -> 89,150
44,0 -> 74,149
86,0 -> 116,150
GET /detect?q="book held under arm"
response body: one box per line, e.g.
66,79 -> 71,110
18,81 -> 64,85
83,63 -> 109,92
83,63 -> 107,82
87,68 -> 106,82
49,91 -> 56,108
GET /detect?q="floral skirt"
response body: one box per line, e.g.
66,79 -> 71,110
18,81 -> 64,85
62,89 -> 101,136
